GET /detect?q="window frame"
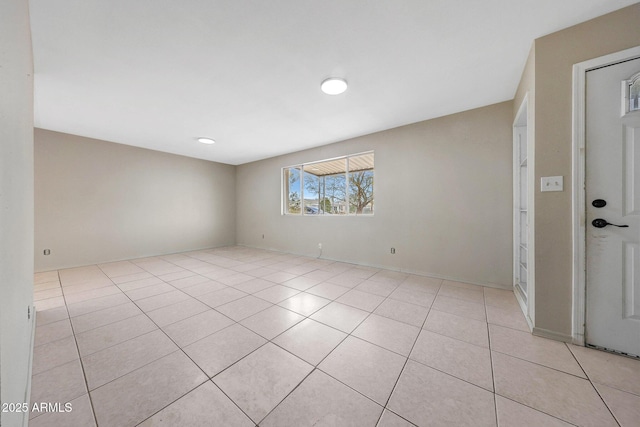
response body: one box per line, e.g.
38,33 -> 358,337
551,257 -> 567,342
281,151 -> 374,217
623,71 -> 640,114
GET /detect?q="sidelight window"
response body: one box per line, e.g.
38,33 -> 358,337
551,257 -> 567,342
625,71 -> 640,113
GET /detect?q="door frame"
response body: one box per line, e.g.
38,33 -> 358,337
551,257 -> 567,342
571,45 -> 640,345
513,95 -> 534,329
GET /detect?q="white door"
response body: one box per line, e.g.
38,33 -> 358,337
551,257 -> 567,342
586,57 -> 640,357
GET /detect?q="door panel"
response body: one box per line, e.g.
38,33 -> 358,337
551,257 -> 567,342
624,124 -> 640,216
586,57 -> 640,357
624,242 -> 640,320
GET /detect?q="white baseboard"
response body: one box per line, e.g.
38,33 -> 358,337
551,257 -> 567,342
238,244 -> 511,290
532,327 -> 573,343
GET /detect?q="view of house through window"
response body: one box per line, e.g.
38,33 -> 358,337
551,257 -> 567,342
283,152 -> 374,215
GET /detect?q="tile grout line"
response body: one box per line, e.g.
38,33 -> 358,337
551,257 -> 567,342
485,289 -> 499,426
84,262 -> 217,424
489,335 -> 609,425
564,343 -> 622,427
253,367 -> 317,425
133,251 -> 308,425
132,378 -> 214,427
373,279 -> 444,426
251,270 -> 446,425
97,260 -> 226,376
124,252 -> 262,426
41,264 -> 460,366
222,260 -> 398,424
157,249 -> 633,424
582,384 -> 622,427
87,254 -> 251,425
199,251 -> 495,420
39,247 -> 541,426
489,349 -> 592,381
57,269 -> 100,426
495,394 -> 582,427
158,249 -> 304,426
254,293 -> 374,426
29,274 -> 63,423
204,265 -> 389,424
71,309 -> 145,339
46,269 -> 419,426
376,284 -> 525,412
487,288 -> 602,426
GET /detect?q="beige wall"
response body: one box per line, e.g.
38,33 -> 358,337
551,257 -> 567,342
237,101 -> 514,288
0,0 -> 35,425
35,129 -> 236,271
526,3 -> 640,339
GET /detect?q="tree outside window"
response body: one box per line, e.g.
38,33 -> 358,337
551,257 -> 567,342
282,152 -> 374,216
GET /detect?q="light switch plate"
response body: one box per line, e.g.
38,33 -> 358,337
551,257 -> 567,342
541,176 -> 563,192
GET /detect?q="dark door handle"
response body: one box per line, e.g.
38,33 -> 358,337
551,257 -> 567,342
592,218 -> 629,228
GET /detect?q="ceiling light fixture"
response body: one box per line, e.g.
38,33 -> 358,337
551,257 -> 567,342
197,137 -> 215,145
321,77 -> 348,95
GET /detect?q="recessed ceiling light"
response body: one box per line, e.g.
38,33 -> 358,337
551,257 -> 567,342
321,77 -> 348,95
197,137 -> 215,144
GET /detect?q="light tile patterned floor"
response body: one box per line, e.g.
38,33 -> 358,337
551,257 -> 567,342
30,246 -> 640,426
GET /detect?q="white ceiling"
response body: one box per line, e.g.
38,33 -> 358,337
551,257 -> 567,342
29,0 -> 637,165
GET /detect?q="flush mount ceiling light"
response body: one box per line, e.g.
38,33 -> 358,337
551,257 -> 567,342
321,77 -> 348,95
197,137 -> 215,145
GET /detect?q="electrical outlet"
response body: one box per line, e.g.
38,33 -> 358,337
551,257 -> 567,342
318,243 -> 322,249
43,249 -> 51,255
391,248 -> 396,254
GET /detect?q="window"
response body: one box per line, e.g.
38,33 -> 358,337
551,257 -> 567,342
283,166 -> 301,214
283,152 -> 374,216
625,72 -> 640,113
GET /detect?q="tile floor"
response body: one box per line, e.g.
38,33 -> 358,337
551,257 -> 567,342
30,246 -> 640,426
